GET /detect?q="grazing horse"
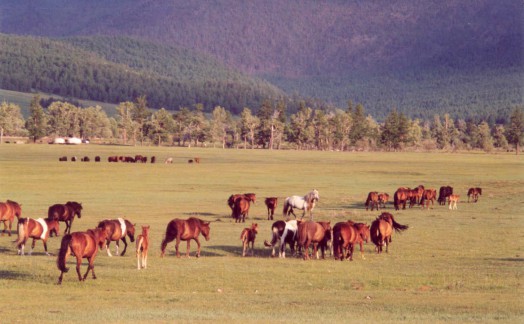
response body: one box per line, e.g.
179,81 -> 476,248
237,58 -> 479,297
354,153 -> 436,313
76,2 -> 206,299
468,187 -> 482,203
370,212 -> 408,253
47,201 -> 82,235
448,194 -> 460,210
283,189 -> 320,220
229,193 -> 256,222
16,218 -> 60,255
297,220 -> 331,260
393,187 -> 411,210
420,189 -> 437,209
263,220 -> 286,257
59,156 -> 67,162
165,157 -> 173,164
160,217 -> 210,258
365,192 -> 379,211
332,221 -> 370,261
108,156 -> 118,162
0,200 -> 22,236
97,218 -> 136,257
136,225 -> 150,269
240,223 -> 258,257
56,227 -> 108,284
95,156 -> 101,162
264,197 -> 278,220
227,193 -> 256,211
438,186 -> 453,205
378,193 -> 390,209
410,185 -> 425,207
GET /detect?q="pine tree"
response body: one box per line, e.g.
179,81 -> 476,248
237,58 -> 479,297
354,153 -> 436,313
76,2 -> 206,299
26,95 -> 47,143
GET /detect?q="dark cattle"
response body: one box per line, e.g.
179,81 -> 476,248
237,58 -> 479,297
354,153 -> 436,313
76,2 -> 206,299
125,156 -> 135,163
438,186 -> 453,205
59,156 -> 67,162
108,156 -> 118,162
135,155 -> 147,163
150,156 -> 156,163
188,159 -> 193,163
71,156 -> 77,162
81,156 -> 90,162
95,156 -> 101,162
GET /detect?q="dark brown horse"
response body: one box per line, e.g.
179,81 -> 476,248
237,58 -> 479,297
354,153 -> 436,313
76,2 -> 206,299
160,217 -> 210,258
16,218 -> 60,255
232,195 -> 255,223
56,227 -> 108,284
438,186 -> 453,205
240,223 -> 258,257
47,201 -> 83,235
297,221 -> 331,260
0,200 -> 22,236
264,197 -> 278,220
394,187 -> 411,210
97,218 -> 136,257
468,187 -> 482,203
365,192 -> 379,211
370,212 -> 408,253
420,189 -> 437,209
378,193 -> 390,209
332,221 -> 370,261
136,225 -> 150,269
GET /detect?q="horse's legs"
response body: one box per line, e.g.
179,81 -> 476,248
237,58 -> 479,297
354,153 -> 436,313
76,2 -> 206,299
160,231 -> 176,257
8,219 -> 12,236
242,240 -> 247,257
68,218 -> 74,234
29,238 -> 36,255
250,239 -> 255,256
360,242 -> 365,260
121,237 -> 128,256
83,256 -> 96,280
105,240 -> 113,257
194,238 -> 201,258
175,237 -> 181,258
143,248 -> 148,268
75,255 -> 83,281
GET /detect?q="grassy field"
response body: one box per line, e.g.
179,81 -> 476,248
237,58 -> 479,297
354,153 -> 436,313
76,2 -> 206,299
0,144 -> 523,323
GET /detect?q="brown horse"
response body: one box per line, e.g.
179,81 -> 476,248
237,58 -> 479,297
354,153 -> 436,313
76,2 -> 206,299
232,195 -> 255,223
136,225 -> 150,269
370,212 -> 408,253
365,192 -> 379,211
438,186 -> 453,205
47,201 -> 83,235
467,187 -> 482,203
332,221 -> 370,261
420,189 -> 437,209
0,200 -> 22,236
297,221 -> 331,260
410,185 -> 425,207
264,197 -> 278,220
378,193 -> 390,209
97,218 -> 136,256
16,218 -> 60,255
448,194 -> 460,210
240,223 -> 258,257
394,187 -> 411,210
160,217 -> 211,258
228,193 -> 256,211
56,227 -> 108,284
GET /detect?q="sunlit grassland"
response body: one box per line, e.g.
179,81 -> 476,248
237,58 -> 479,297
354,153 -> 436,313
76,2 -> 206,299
0,145 -> 523,323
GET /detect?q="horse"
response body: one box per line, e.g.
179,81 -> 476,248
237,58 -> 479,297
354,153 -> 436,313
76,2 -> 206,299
378,193 -> 390,209
332,221 -> 370,261
420,189 -> 437,209
95,156 -> 101,162
365,192 -> 379,211
47,201 -> 82,235
0,200 -> 22,236
370,212 -> 408,253
410,185 -> 425,207
263,220 -> 286,257
264,197 -> 278,220
97,218 -> 136,257
136,225 -> 150,269
165,157 -> 173,164
468,187 -> 482,203
16,218 -> 60,255
160,217 -> 210,258
108,156 -> 118,162
56,227 -> 108,284
393,187 -> 410,210
227,193 -> 256,212
240,223 -> 258,257
438,186 -> 453,205
283,189 -> 319,220
232,195 -> 255,223
297,220 -> 331,260
448,194 -> 460,210
59,156 -> 67,161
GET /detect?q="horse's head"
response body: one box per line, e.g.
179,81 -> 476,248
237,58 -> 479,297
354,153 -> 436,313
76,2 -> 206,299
251,223 -> 258,234
200,221 -> 211,241
49,219 -> 60,237
141,225 -> 150,237
127,221 -> 136,242
7,200 -> 22,218
67,201 -> 83,218
245,193 -> 256,204
94,228 -> 108,248
357,223 -> 370,243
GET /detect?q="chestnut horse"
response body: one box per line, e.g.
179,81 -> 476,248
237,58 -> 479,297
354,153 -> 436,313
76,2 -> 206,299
136,225 -> 150,269
332,221 -> 370,261
410,185 -> 425,207
394,187 -> 410,210
378,193 -> 390,209
0,200 -> 22,236
160,217 -> 210,258
467,187 -> 482,203
297,220 -> 331,260
232,195 -> 255,223
47,201 -> 83,235
365,192 -> 379,211
16,218 -> 60,255
240,223 -> 258,257
420,189 -> 437,209
264,197 -> 278,220
227,193 -> 257,212
97,218 -> 136,256
370,212 -> 408,253
438,186 -> 453,205
448,194 -> 460,210
56,227 -> 108,284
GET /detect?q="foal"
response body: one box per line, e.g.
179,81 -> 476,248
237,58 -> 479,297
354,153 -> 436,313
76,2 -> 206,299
240,223 -> 258,257
448,194 -> 459,210
136,225 -> 150,269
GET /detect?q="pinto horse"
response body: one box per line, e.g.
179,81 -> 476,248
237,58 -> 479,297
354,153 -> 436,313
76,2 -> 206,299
370,212 -> 408,253
365,192 -> 379,211
56,227 -> 108,284
468,187 -> 482,203
47,201 -> 82,235
263,219 -> 300,258
283,189 -> 319,220
393,187 -> 410,210
97,218 -> 136,257
297,220 -> 331,260
16,218 -> 60,255
0,200 -> 22,236
264,197 -> 278,220
136,225 -> 150,269
438,186 -> 453,205
240,223 -> 258,257
160,217 -> 210,258
332,221 -> 370,261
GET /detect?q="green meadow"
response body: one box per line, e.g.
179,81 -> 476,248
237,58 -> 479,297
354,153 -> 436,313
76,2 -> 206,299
0,145 -> 522,323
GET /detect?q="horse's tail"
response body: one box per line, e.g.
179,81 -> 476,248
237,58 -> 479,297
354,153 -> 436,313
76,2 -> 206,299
365,194 -> 371,208
393,192 -> 399,209
14,218 -> 28,246
136,236 -> 144,253
283,199 -> 290,217
390,215 -> 409,232
57,234 -> 72,273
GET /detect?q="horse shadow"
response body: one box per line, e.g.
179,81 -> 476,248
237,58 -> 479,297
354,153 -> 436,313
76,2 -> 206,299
183,212 -> 220,217
0,270 -> 31,280
207,245 -> 269,257
0,246 -> 11,253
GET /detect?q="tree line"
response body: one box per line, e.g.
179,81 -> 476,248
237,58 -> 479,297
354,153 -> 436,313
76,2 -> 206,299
1,95 -> 523,154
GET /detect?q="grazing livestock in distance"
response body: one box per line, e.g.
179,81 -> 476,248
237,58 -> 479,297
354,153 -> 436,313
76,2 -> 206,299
240,223 -> 258,257
71,156 -> 77,162
95,156 -> 101,162
81,156 -> 90,162
150,156 -> 156,163
108,156 -> 118,162
468,187 -> 482,203
59,156 -> 67,162
194,157 -> 200,163
438,186 -> 453,205
264,197 -> 278,220
160,217 -> 210,258
165,157 -> 173,164
16,218 -> 60,255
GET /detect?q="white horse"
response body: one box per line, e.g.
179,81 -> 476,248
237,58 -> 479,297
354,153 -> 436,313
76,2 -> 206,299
283,189 -> 320,220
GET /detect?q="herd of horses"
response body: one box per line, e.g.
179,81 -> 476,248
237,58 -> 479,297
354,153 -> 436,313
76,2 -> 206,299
0,185 -> 482,284
59,155 -> 201,164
